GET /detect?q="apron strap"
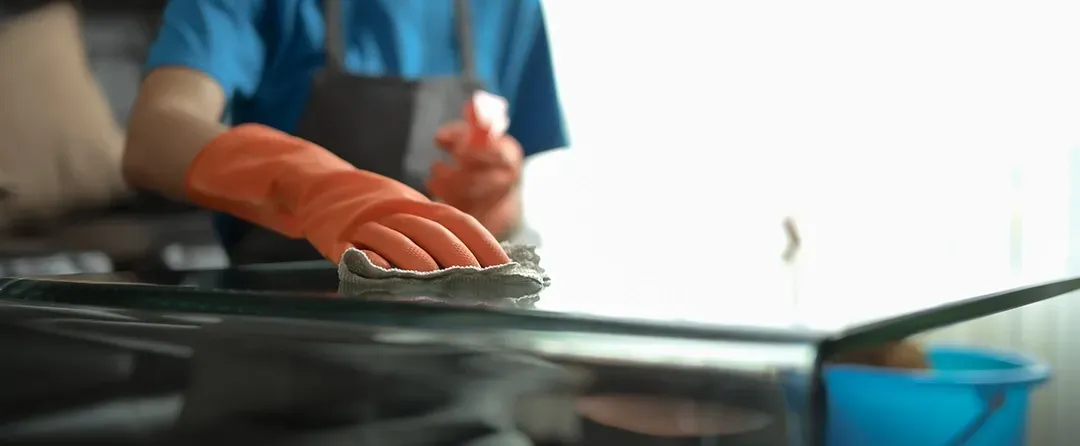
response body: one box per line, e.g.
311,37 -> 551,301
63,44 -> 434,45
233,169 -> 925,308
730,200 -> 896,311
321,0 -> 479,83
453,0 -> 478,85
323,0 -> 346,72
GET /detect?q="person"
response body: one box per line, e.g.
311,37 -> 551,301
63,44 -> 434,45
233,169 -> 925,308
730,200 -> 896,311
122,0 -> 568,269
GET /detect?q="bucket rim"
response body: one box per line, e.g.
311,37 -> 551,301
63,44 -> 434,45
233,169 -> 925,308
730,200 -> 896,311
825,345 -> 1050,386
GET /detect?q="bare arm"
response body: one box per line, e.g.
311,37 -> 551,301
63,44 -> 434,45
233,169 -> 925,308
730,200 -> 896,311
122,67 -> 230,200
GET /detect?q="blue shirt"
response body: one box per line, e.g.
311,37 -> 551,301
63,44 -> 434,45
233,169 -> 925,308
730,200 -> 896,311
144,0 -> 568,249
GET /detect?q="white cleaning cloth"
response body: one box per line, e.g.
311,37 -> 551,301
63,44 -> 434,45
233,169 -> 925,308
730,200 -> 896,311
338,243 -> 550,304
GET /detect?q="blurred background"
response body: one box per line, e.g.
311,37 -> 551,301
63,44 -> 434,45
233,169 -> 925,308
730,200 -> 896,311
2,0 -> 1080,443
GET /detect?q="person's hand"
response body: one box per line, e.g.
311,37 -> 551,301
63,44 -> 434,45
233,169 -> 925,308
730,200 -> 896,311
185,124 -> 511,270
427,92 -> 524,239
298,195 -> 509,271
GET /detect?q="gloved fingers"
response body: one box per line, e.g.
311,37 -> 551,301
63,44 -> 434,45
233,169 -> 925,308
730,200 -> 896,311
389,201 -> 511,267
435,121 -> 470,152
467,190 -> 517,221
320,241 -> 396,270
429,160 -> 455,180
470,195 -> 518,240
426,161 -> 459,198
429,162 -> 517,203
378,213 -> 480,268
436,129 -> 521,170
350,221 -> 440,271
458,140 -> 523,169
427,211 -> 510,267
360,249 -> 392,269
425,172 -> 466,211
463,169 -> 517,200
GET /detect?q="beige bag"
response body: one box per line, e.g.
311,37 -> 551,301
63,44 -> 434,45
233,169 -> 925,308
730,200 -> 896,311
0,2 -> 129,229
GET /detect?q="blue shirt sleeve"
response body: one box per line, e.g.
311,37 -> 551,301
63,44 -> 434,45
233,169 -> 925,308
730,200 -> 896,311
506,8 -> 570,157
144,0 -> 267,103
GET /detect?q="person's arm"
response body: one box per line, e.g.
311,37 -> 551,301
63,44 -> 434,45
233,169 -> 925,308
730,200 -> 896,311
122,0 -> 266,200
122,0 -> 509,268
123,68 -> 229,199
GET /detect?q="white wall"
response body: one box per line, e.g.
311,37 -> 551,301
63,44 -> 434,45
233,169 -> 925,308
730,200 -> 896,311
529,1 -> 1080,442
529,0 -> 1080,319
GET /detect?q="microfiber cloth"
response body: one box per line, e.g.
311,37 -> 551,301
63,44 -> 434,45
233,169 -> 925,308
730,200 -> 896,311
337,243 -> 550,304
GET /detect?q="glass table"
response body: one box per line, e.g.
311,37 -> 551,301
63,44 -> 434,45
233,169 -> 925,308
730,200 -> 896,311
0,260 -> 1077,445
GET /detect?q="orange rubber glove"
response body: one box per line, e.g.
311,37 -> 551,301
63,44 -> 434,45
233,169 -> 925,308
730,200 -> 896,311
427,92 -> 524,239
185,124 -> 510,270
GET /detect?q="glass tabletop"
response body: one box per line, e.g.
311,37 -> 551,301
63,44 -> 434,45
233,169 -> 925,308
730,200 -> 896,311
1,257 -> 1079,354
0,261 -> 824,344
3,259 -> 1078,446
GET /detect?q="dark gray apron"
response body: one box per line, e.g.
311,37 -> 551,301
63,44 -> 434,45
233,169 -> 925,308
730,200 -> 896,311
229,0 -> 480,265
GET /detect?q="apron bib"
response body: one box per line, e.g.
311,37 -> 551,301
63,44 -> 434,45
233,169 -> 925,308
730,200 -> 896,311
229,0 -> 479,265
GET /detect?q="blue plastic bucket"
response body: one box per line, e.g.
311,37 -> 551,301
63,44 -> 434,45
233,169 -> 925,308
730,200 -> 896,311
786,346 -> 1050,446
